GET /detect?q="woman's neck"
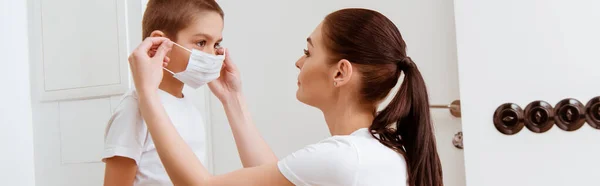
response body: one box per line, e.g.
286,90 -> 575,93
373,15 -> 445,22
158,73 -> 185,98
322,101 -> 374,136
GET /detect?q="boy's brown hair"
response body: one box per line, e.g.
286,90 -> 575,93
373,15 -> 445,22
142,0 -> 224,40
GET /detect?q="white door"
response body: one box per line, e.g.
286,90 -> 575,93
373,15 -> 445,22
454,0 -> 600,186
27,0 -> 142,185
211,0 -> 466,186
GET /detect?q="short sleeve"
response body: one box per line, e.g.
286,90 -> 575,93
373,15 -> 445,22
277,136 -> 359,186
102,91 -> 147,165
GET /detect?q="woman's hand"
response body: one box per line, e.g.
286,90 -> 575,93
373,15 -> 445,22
209,48 -> 243,103
128,37 -> 173,95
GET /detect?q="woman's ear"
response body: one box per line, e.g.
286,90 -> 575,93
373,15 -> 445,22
150,30 -> 166,38
332,59 -> 353,87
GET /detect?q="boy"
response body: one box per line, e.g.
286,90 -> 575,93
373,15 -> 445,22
102,0 -> 224,185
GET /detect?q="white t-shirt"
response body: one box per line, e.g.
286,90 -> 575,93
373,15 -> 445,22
102,89 -> 207,186
277,128 -> 407,186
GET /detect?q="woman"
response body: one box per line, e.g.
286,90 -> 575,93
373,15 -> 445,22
128,8 -> 443,186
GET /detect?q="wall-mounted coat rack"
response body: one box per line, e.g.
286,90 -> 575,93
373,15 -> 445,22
493,96 -> 600,135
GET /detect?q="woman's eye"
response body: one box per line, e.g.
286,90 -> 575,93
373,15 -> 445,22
196,41 -> 207,47
303,49 -> 310,57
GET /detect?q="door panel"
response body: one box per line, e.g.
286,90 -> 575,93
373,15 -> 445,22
40,0 -> 122,91
58,98 -> 111,164
30,0 -> 130,101
32,101 -> 106,186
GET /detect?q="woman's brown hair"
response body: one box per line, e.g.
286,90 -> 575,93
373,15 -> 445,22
322,8 -> 443,186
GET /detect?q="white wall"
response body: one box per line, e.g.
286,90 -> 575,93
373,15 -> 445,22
0,0 -> 36,185
212,0 -> 462,178
454,0 -> 600,185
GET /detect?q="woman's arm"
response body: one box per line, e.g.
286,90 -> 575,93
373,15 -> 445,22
129,38 -> 292,186
103,157 -> 137,186
209,48 -> 277,167
138,91 -> 292,186
221,93 -> 278,167
204,162 -> 291,186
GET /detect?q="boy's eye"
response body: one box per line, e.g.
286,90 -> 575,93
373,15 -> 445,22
215,42 -> 222,49
303,49 -> 310,57
196,41 -> 207,47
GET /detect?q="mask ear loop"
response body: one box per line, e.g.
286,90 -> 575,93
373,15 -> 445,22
172,42 -> 192,53
163,42 -> 191,75
163,67 -> 176,75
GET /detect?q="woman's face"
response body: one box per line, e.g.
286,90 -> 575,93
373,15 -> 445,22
163,12 -> 224,73
295,22 -> 338,108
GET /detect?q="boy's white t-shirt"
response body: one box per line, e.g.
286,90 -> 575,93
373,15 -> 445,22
277,128 -> 408,186
102,89 -> 207,186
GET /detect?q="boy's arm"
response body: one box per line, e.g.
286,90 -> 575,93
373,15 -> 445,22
104,156 -> 137,186
102,92 -> 145,186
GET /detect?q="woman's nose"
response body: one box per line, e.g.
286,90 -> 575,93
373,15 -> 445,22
295,56 -> 303,69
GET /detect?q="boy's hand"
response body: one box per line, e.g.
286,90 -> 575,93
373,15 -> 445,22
128,37 -> 173,95
209,48 -> 243,103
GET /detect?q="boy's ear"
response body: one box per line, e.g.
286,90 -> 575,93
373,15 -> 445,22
150,30 -> 166,38
148,30 -> 168,56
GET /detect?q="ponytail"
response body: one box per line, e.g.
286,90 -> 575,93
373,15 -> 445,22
370,57 -> 444,186
321,8 -> 443,186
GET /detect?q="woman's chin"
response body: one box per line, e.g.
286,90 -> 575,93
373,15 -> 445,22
295,90 -> 303,102
296,90 -> 308,104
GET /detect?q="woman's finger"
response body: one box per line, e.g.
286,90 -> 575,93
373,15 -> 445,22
140,37 -> 171,50
153,40 -> 173,61
216,48 -> 225,55
135,37 -> 171,58
149,49 -> 157,57
222,48 -> 238,71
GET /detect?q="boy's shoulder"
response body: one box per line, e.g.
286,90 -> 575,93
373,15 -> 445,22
104,89 -> 145,138
123,89 -> 140,100
114,89 -> 140,112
